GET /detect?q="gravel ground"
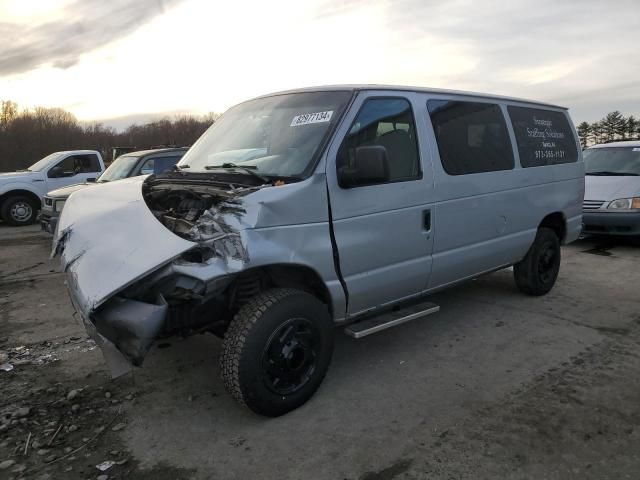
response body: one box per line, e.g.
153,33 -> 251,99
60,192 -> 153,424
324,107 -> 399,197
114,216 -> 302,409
1,224 -> 639,480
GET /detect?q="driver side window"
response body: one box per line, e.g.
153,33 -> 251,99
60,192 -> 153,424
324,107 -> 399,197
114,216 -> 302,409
48,156 -> 77,178
48,154 -> 101,178
337,97 -> 421,185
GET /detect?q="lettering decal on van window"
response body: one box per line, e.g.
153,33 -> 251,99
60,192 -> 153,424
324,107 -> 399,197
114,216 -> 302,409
290,110 -> 333,127
633,148 -> 640,152
507,106 -> 578,167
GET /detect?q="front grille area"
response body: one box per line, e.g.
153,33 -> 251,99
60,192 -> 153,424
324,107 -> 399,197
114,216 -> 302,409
583,200 -> 605,211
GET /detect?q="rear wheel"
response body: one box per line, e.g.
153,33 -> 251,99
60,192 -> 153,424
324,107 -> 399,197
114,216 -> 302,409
220,288 -> 334,417
514,227 -> 561,296
1,195 -> 38,226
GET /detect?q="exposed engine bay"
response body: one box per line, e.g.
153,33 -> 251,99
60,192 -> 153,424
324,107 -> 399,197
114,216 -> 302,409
119,172 -> 271,337
142,172 -> 260,258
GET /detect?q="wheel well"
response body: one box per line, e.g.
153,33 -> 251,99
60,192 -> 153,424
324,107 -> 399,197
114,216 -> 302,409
0,190 -> 42,210
230,265 -> 333,317
539,212 -> 566,243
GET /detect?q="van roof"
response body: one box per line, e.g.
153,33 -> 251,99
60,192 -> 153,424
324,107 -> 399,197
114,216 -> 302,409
258,84 -> 567,110
588,140 -> 640,149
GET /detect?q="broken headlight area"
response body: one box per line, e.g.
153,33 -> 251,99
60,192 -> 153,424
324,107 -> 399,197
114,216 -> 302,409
142,173 -> 255,242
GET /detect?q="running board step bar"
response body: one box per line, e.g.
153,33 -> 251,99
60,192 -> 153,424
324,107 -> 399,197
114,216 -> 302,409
344,301 -> 440,339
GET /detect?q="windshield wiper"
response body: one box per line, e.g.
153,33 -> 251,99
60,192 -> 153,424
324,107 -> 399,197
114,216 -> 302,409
586,171 -> 640,176
204,163 -> 269,183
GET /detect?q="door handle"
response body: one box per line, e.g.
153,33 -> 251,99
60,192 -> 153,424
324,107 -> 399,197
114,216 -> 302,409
32,179 -> 44,182
423,210 -> 431,231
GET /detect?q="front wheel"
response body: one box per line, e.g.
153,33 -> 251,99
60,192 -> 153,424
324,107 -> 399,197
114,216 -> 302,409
220,288 -> 334,417
1,195 -> 38,226
514,227 -> 561,296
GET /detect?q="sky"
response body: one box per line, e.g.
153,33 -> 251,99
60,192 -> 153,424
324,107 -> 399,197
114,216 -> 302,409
0,0 -> 639,128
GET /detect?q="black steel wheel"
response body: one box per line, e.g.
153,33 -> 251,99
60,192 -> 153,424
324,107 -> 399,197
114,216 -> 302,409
514,227 -> 561,296
261,317 -> 320,395
220,288 -> 333,417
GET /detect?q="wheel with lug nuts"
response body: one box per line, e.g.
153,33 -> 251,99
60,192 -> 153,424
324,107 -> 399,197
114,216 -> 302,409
220,288 -> 334,417
1,195 -> 38,226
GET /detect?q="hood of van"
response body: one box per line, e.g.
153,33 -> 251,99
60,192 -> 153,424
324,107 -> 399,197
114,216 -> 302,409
584,175 -> 640,202
52,177 -> 196,317
47,182 -> 93,199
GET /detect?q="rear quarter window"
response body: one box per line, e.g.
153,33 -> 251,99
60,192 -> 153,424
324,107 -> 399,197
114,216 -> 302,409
507,106 -> 578,167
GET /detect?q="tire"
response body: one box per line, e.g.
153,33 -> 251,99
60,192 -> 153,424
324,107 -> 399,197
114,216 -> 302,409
514,227 -> 561,296
1,195 -> 38,226
220,288 -> 334,417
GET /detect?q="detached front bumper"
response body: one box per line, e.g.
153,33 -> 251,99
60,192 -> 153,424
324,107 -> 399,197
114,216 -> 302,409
582,211 -> 640,236
67,271 -> 168,377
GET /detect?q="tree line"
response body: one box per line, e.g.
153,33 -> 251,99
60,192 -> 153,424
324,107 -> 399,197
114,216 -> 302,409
576,111 -> 639,149
2,99 -> 639,171
0,100 -> 218,172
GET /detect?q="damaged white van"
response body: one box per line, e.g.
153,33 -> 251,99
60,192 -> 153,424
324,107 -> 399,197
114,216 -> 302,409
53,86 -> 584,416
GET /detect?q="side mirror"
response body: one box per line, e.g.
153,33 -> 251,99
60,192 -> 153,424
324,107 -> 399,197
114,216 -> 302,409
338,145 -> 390,188
48,166 -> 63,178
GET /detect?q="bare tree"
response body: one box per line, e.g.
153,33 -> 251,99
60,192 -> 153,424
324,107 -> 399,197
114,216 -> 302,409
0,100 -> 217,172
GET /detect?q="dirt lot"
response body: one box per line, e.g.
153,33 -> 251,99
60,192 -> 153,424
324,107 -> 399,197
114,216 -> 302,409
1,225 -> 640,480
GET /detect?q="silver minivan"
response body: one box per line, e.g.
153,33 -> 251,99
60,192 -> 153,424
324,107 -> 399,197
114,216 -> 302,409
582,141 -> 640,236
53,85 -> 584,416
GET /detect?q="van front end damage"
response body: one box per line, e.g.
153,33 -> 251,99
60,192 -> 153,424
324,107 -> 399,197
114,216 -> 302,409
72,267 -> 235,378
53,173 -> 262,377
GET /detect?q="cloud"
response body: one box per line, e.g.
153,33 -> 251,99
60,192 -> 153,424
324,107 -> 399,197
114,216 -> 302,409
311,0 -> 640,121
2,0 -> 639,123
0,0 -> 184,75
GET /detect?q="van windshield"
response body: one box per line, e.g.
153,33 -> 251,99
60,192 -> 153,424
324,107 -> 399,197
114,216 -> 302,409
584,147 -> 640,176
178,91 -> 351,178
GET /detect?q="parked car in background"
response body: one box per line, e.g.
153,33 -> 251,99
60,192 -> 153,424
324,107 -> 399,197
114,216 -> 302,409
0,150 -> 104,226
582,141 -> 640,236
40,148 -> 187,233
52,85 -> 583,416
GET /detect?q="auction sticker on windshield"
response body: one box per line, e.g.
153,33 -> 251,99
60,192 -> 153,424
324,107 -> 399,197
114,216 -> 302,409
290,110 -> 333,127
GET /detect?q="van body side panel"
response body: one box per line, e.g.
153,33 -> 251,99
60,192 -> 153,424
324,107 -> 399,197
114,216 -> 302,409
422,96 -> 583,289
325,91 -> 435,317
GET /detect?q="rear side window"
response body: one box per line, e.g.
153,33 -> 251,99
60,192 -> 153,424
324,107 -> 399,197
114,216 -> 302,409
507,106 -> 578,167
338,98 -> 421,183
428,100 -> 514,175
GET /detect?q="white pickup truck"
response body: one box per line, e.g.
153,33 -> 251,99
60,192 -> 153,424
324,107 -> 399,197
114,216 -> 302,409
0,150 -> 105,226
